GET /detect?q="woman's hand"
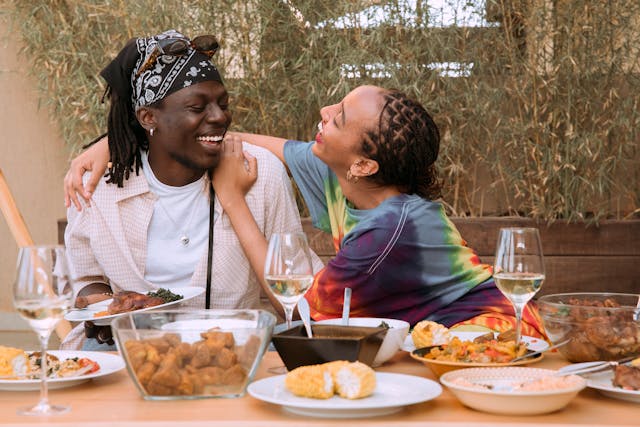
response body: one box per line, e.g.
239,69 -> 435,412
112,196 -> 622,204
212,135 -> 257,209
64,136 -> 110,211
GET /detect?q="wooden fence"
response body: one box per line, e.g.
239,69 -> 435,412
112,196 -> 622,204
58,217 -> 639,296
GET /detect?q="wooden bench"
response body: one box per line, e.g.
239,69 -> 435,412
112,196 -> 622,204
302,217 -> 639,297
59,217 -> 639,297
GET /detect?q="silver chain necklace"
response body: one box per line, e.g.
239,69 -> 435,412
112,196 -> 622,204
155,197 -> 199,246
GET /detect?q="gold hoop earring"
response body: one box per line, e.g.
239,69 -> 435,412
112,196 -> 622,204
346,170 -> 359,183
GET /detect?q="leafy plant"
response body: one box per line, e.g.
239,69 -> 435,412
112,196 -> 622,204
2,0 -> 638,221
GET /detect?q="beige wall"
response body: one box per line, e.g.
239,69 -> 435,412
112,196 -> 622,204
0,16 -> 69,324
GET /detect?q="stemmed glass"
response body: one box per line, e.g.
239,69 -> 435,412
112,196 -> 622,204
493,228 -> 545,346
12,245 -> 72,415
264,232 -> 314,331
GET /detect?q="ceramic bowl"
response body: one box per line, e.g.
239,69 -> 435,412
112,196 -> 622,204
315,317 -> 410,366
271,324 -> 387,371
410,345 -> 544,378
111,309 -> 276,399
440,367 -> 586,415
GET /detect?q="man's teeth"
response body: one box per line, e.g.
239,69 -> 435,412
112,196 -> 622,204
197,136 -> 223,142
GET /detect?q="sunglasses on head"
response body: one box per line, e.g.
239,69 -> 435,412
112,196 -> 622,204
136,35 -> 220,77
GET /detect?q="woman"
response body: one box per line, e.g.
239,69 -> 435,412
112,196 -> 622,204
61,30 -> 314,350
66,85 -> 545,338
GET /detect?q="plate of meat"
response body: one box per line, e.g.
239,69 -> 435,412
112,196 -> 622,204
585,362 -> 640,403
65,287 -> 204,325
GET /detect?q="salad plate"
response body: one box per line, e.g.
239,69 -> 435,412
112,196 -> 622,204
0,350 -> 125,391
248,372 -> 442,418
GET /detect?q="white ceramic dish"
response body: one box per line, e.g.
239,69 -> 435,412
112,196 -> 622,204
316,317 -> 410,366
586,368 -> 640,403
65,287 -> 205,325
402,331 -> 549,353
0,351 -> 125,391
440,367 -> 586,415
248,372 -> 442,418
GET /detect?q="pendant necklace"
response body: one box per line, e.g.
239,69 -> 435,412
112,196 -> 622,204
155,197 -> 198,246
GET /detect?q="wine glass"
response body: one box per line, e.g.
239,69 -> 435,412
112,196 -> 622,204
13,245 -> 72,415
264,232 -> 314,331
493,228 -> 545,346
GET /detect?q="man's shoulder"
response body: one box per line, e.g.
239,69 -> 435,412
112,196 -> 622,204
241,142 -> 288,178
90,170 -> 148,202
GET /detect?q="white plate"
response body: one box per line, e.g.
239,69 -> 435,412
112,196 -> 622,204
248,372 -> 442,418
586,368 -> 640,403
65,287 -> 205,325
401,331 -> 549,353
0,351 -> 125,391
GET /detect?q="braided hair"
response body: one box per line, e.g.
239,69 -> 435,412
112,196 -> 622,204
360,90 -> 441,200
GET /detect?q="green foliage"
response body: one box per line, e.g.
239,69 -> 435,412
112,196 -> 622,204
2,0 -> 638,221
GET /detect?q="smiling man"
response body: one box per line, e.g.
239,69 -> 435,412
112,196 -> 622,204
61,30 -> 313,350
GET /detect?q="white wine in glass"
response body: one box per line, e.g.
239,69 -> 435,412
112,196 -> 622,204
13,245 -> 72,416
264,232 -> 314,331
493,228 -> 545,346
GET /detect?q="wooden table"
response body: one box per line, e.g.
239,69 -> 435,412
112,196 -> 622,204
0,350 -> 637,427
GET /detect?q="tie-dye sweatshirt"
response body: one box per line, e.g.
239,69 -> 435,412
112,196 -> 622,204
284,140 -> 501,327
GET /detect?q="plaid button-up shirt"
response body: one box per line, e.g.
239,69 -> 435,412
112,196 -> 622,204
61,143 -> 321,349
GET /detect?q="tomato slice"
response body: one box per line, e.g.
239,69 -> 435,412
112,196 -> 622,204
78,358 -> 100,373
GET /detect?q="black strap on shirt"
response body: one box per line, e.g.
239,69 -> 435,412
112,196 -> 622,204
205,184 -> 215,309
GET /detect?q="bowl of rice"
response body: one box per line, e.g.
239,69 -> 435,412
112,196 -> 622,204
440,367 -> 586,415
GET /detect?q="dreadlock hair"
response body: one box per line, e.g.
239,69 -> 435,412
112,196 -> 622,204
103,88 -> 148,187
360,89 -> 441,200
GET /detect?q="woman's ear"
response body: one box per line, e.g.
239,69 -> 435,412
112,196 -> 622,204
350,158 -> 379,178
135,107 -> 156,133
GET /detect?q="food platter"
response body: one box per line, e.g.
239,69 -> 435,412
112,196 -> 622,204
65,287 -> 205,325
0,351 -> 125,391
410,347 -> 544,377
585,368 -> 640,403
248,372 -> 442,418
402,331 -> 549,353
407,330 -> 547,377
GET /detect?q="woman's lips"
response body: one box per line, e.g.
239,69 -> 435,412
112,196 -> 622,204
315,132 -> 323,144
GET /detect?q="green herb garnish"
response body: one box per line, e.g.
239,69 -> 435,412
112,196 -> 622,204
147,288 -> 183,303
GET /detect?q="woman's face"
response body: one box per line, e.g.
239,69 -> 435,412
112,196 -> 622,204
143,80 -> 231,185
312,85 -> 384,170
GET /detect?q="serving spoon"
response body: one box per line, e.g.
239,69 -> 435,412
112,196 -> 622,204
511,338 -> 572,362
341,288 -> 352,326
297,297 -> 313,338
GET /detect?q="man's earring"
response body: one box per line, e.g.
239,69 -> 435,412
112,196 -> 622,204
150,128 -> 155,137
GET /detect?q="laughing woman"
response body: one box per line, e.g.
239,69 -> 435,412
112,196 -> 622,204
65,85 -> 545,338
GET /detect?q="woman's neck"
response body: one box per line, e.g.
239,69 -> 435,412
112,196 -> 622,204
340,179 -> 403,210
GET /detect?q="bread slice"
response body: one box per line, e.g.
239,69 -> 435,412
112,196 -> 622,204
411,320 -> 451,348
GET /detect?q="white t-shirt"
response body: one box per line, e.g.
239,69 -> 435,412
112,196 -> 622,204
141,151 -> 213,288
